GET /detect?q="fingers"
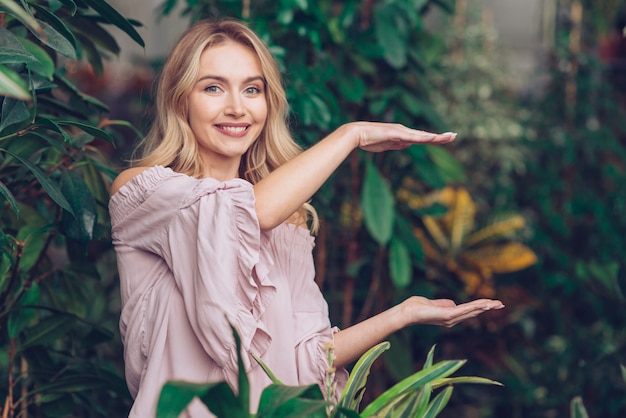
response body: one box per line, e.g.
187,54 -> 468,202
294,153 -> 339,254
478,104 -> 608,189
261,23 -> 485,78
444,299 -> 505,327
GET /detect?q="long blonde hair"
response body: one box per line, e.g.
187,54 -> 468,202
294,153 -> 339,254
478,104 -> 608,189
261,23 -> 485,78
137,19 -> 317,230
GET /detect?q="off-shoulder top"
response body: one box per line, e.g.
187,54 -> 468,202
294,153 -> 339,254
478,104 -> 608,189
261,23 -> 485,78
109,166 -> 347,417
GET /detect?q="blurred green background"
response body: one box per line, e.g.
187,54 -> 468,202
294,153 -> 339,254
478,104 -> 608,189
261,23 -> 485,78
1,0 -> 625,416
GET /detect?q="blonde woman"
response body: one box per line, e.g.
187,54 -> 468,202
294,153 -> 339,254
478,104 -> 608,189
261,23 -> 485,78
109,18 -> 504,417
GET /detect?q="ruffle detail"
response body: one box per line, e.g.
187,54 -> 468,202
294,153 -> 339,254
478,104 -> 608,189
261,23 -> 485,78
109,165 -> 179,227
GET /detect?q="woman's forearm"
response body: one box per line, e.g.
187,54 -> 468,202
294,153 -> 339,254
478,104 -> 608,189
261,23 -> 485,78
332,303 -> 406,368
253,124 -> 357,230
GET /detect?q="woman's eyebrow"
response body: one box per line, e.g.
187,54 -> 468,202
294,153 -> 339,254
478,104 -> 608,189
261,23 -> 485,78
196,75 -> 265,84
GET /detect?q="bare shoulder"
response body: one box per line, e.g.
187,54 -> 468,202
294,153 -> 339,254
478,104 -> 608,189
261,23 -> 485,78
110,166 -> 152,196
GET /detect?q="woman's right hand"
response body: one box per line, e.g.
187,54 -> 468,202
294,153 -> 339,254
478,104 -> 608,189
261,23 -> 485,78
343,121 -> 457,153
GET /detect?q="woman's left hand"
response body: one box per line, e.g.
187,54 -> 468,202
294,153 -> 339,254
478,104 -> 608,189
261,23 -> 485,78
401,296 -> 505,328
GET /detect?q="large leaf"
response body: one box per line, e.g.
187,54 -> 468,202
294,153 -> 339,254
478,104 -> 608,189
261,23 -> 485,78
7,283 -> 40,338
447,187 -> 475,254
80,0 -> 145,47
0,26 -> 37,64
421,386 -> 453,418
0,0 -> 43,35
19,313 -> 76,350
0,180 -> 20,215
256,384 -> 326,418
338,341 -> 390,410
426,145 -> 466,183
389,238 -> 411,288
28,18 -> 77,59
361,161 -> 394,245
60,169 -> 97,242
0,149 -> 74,215
0,96 -> 31,133
156,380 -> 243,418
58,119 -> 113,143
374,3 -> 407,68
19,38 -> 56,80
464,213 -> 526,247
393,214 -> 424,265
463,242 -> 537,274
360,359 -> 465,416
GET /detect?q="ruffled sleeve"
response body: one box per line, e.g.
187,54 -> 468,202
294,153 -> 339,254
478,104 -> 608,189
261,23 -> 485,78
270,225 -> 348,395
161,175 -> 276,377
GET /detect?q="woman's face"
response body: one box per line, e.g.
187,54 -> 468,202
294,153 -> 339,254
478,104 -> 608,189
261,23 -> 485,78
187,40 -> 268,179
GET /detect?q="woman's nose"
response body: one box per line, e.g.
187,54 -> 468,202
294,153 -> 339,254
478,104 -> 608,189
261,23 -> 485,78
225,93 -> 245,117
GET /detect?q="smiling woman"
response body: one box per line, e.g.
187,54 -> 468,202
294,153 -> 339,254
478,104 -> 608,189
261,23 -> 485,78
187,41 -> 268,179
108,18 -> 503,418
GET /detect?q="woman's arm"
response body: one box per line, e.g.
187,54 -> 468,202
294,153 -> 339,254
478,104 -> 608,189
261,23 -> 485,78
332,296 -> 504,368
253,122 -> 456,230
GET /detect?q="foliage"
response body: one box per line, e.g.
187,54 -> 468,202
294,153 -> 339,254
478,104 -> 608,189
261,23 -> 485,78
0,0 -> 142,416
484,1 -> 626,417
397,184 -> 536,297
156,327 -> 502,418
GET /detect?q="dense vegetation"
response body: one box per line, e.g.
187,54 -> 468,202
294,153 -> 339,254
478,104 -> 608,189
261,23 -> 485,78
1,0 -> 624,417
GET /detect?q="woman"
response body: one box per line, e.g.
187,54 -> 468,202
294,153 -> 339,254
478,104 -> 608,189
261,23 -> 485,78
109,18 -> 504,417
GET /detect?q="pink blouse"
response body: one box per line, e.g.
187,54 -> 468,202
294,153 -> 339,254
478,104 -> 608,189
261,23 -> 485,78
109,166 -> 347,417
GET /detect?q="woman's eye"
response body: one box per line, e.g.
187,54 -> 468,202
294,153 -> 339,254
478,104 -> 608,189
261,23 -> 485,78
204,86 -> 220,93
245,86 -> 261,95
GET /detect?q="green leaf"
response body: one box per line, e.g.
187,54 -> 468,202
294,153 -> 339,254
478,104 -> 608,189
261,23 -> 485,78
570,396 -> 589,418
389,238 -> 411,288
424,345 -> 436,368
16,219 -> 50,273
0,96 -> 31,133
422,386 -> 453,418
360,360 -> 465,416
73,32 -> 103,76
361,161 -> 395,245
426,145 -> 466,183
374,4 -> 407,68
0,64 -> 30,101
431,376 -> 503,389
156,380 -> 240,418
20,313 -> 76,350
58,120 -> 113,143
0,0 -> 43,35
7,283 -> 40,338
0,180 -> 20,215
30,3 -> 79,52
257,384 -> 326,418
253,353 -> 285,385
393,214 -> 424,265
0,26 -> 37,64
19,38 -> 56,80
338,341 -> 390,410
71,16 -> 121,55
407,146 -> 446,189
0,149 -> 74,215
332,406 -> 361,418
233,325 -> 249,413
28,19 -> 77,59
26,374 -> 107,395
60,169 -> 97,242
80,0 -> 145,47
337,75 -> 366,103
36,117 -> 74,145
199,382 -> 249,418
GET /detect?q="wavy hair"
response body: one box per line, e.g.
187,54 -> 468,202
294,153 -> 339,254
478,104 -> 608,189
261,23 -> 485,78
136,19 -> 317,230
